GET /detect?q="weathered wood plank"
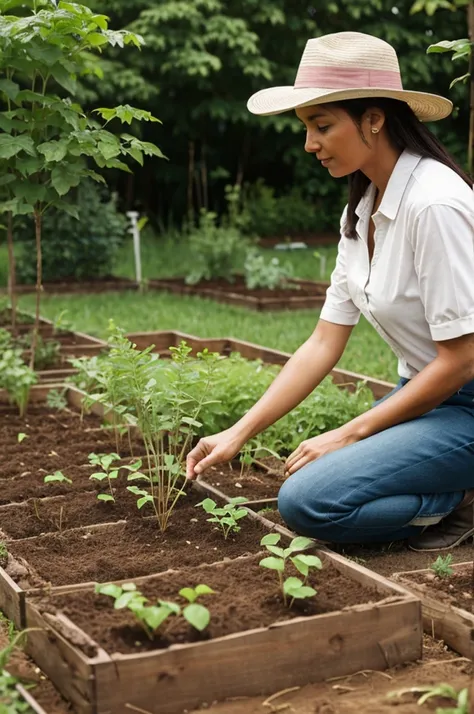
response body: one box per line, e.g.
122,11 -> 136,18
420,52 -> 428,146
393,563 -> 474,658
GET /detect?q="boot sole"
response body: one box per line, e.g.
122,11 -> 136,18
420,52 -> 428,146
408,528 -> 474,552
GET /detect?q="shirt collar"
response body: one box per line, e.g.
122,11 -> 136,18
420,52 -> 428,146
355,149 -> 422,221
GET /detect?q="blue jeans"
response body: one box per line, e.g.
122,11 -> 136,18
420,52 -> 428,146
278,378 -> 474,543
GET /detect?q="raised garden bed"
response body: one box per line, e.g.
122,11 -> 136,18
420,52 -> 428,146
23,549 -> 421,714
0,276 -> 139,295
0,383 -> 422,713
393,562 -> 474,659
126,330 -> 396,400
147,276 -> 330,311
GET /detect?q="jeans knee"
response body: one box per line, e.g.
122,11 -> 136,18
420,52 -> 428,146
278,476 -> 312,533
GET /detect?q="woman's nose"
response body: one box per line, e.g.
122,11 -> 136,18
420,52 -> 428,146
304,132 -> 322,154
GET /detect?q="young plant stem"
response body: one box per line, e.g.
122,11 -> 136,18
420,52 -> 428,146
6,211 -> 17,336
279,571 -> 286,607
30,207 -> 42,371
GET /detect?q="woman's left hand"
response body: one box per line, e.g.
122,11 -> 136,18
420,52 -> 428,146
284,427 -> 360,477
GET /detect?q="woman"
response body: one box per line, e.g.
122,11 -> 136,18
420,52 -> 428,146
186,31 -> 474,552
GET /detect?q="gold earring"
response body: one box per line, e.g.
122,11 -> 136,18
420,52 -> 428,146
371,127 -> 380,134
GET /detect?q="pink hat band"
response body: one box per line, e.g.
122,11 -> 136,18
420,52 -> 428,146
294,66 -> 403,91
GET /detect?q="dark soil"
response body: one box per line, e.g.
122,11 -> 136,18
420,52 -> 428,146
35,554 -> 380,655
154,276 -> 328,299
407,562 -> 474,612
202,459 -> 286,501
7,490 -> 268,587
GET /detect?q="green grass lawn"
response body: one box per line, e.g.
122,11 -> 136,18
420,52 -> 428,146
3,230 -> 398,382
18,290 -> 399,382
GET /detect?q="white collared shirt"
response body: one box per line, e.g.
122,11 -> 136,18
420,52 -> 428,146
320,149 -> 474,379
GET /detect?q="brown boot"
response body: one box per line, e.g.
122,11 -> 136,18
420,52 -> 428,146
408,490 -> 474,552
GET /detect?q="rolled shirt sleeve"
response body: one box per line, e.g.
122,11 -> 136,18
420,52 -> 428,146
411,203 -> 474,341
320,208 -> 361,326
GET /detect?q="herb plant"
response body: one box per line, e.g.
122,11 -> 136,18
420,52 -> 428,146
88,453 -> 145,503
197,497 -> 248,539
430,554 -> 454,579
46,389 -> 68,411
0,349 -> 37,417
95,582 -> 214,639
44,471 -> 72,485
244,250 -> 295,290
259,534 -> 322,607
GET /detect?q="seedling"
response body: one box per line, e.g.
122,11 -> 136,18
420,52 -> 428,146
46,389 -> 68,411
95,582 -> 214,639
388,683 -> 468,713
89,452 -> 146,503
430,554 -> 454,579
239,441 -> 282,479
44,471 -> 72,485
17,433 -> 27,443
259,534 -> 322,607
197,497 -> 248,539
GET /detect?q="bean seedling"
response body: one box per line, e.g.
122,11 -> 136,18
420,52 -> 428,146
259,534 -> 322,607
196,497 -> 248,539
430,554 -> 454,579
17,433 -> 27,443
89,452 -> 145,503
44,471 -> 72,485
95,582 -> 214,639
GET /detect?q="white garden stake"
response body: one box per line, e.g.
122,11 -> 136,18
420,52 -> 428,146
127,211 -> 142,285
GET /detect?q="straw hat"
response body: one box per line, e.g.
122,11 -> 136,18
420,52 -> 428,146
247,32 -> 452,122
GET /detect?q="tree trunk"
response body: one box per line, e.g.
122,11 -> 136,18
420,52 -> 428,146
187,140 -> 195,222
201,141 -> 208,210
469,0 -> 474,174
29,207 -> 42,371
6,211 -> 17,335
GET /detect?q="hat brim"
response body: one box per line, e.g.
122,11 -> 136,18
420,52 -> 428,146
247,86 -> 453,122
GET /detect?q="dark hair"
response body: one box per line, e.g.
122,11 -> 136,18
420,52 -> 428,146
331,97 -> 472,239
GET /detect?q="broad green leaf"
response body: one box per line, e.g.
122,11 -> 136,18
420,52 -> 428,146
97,494 -> 115,502
451,73 -> 470,88
44,471 -> 72,484
142,605 -> 172,631
0,79 -> 20,100
17,432 -> 27,442
114,591 -> 139,609
37,139 -> 69,162
259,556 -> 284,571
229,497 -> 248,505
293,554 -> 323,569
179,587 -> 196,603
95,583 -> 121,599
260,533 -> 281,546
285,584 -> 316,599
284,536 -> 313,555
90,471 -> 108,481
137,495 -> 153,509
197,498 -> 217,513
51,164 -> 82,196
194,584 -> 215,596
283,576 -> 303,593
265,545 -> 285,557
121,583 -> 137,592
0,134 -> 35,159
291,556 -> 309,577
183,603 -> 210,631
158,600 -> 181,615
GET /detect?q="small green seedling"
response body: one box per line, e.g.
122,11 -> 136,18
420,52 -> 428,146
430,554 -> 454,579
95,582 -> 214,639
388,683 -> 468,713
46,389 -> 68,411
89,452 -> 146,503
44,471 -> 72,485
196,497 -> 248,539
17,433 -> 27,443
259,533 -> 322,607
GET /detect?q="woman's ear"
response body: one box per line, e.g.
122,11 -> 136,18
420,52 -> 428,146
364,108 -> 386,134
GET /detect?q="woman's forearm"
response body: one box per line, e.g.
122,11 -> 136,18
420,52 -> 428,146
229,323 -> 353,442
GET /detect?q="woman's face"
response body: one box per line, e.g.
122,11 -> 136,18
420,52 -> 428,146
295,104 -> 378,178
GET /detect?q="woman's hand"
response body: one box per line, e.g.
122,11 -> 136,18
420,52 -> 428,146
186,429 -> 246,480
284,427 -> 360,476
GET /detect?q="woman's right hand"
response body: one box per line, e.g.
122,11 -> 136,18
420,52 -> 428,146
186,429 -> 245,480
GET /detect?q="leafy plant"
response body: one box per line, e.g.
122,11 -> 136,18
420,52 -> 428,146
196,497 -> 248,539
238,441 -> 283,479
46,389 -> 68,411
95,581 -> 214,639
259,533 -> 322,607
88,452 -> 145,503
244,249 -> 295,290
44,471 -> 72,485
83,328 -> 221,531
430,554 -> 454,578
0,349 -> 37,417
388,683 -> 468,713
